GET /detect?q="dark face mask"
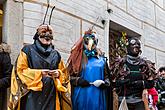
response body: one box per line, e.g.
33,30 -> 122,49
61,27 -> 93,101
39,33 -> 53,41
127,38 -> 141,57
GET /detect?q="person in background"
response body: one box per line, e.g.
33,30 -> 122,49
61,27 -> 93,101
147,87 -> 158,110
155,66 -> 165,110
8,24 -> 70,110
0,43 -> 12,110
67,29 -> 111,110
145,60 -> 158,110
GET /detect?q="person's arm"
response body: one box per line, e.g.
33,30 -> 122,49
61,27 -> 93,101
16,51 -> 43,91
99,61 -> 110,89
70,76 -> 90,87
130,79 -> 155,89
56,59 -> 72,93
57,60 -> 70,85
0,53 -> 12,88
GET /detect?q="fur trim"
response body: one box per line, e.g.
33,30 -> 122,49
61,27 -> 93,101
0,43 -> 11,53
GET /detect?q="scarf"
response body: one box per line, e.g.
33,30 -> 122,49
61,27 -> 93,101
35,40 -> 53,56
126,55 -> 140,65
84,49 -> 97,57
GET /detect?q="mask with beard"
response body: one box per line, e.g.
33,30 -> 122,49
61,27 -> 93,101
33,24 -> 53,40
127,38 -> 141,57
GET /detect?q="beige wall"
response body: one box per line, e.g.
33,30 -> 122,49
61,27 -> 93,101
6,0 -> 165,68
3,0 -> 23,63
107,0 -> 165,68
23,0 -> 108,62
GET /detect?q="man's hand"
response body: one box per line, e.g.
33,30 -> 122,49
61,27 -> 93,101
48,70 -> 60,78
99,79 -> 110,89
42,70 -> 59,78
91,80 -> 105,87
42,71 -> 50,77
77,78 -> 90,87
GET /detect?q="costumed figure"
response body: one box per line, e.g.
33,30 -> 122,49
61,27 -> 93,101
111,37 -> 155,110
147,88 -> 158,110
67,29 -> 110,110
156,66 -> 165,109
145,60 -> 158,110
8,3 -> 71,110
0,43 -> 12,110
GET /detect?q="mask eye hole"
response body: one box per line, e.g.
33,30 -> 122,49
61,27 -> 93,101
137,42 -> 140,46
84,37 -> 89,44
94,40 -> 98,45
84,37 -> 89,41
130,39 -> 136,45
92,36 -> 95,40
90,33 -> 96,39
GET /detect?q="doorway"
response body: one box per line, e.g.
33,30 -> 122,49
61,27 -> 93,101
109,21 -> 141,67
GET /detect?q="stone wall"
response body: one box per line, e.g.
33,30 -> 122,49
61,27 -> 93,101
23,0 -> 107,63
3,0 -> 23,63
8,0 -> 165,68
107,0 -> 165,68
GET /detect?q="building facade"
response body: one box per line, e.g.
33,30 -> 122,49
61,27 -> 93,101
1,0 -> 165,68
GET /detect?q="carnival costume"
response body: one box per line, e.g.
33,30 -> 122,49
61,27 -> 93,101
156,67 -> 165,109
111,37 -> 156,110
0,43 -> 12,110
67,29 -> 110,110
8,23 -> 70,110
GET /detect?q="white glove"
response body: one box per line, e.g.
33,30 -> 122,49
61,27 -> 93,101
91,80 -> 105,87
